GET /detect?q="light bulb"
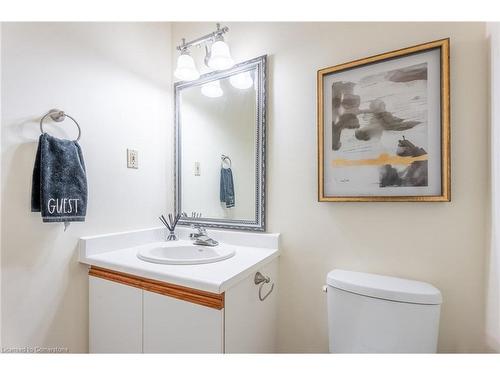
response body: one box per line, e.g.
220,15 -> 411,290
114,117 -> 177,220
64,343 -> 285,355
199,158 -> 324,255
208,40 -> 234,70
201,80 -> 223,98
174,53 -> 200,81
230,71 -> 253,89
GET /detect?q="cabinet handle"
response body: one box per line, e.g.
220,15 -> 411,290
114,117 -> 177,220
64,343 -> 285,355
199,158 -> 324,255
254,271 -> 274,301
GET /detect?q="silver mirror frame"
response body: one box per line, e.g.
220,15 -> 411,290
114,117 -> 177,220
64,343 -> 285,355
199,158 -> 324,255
174,55 -> 267,231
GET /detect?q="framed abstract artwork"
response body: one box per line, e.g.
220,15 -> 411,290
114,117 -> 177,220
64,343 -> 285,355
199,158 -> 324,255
317,39 -> 450,202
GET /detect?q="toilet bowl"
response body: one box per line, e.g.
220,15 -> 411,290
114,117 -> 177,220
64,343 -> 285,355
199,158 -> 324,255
326,269 -> 442,353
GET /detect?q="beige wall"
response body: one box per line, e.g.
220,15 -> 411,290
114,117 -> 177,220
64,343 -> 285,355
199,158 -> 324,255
1,23 -> 173,352
486,22 -> 500,352
172,22 -> 489,352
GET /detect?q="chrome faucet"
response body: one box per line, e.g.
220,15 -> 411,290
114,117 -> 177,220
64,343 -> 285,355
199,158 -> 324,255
189,224 -> 206,239
189,224 -> 219,247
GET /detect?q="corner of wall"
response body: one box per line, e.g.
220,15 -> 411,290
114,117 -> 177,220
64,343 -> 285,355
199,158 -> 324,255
485,21 -> 500,354
0,21 -> 3,348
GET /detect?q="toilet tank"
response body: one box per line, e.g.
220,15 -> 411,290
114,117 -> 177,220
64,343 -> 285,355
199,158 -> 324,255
326,269 -> 442,353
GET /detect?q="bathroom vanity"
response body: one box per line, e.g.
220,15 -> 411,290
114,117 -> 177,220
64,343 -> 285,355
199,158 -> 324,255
79,226 -> 279,353
79,54 -> 274,354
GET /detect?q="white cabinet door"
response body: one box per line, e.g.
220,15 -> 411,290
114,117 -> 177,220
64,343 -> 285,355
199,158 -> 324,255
89,276 -> 142,353
143,291 -> 224,353
225,259 -> 278,353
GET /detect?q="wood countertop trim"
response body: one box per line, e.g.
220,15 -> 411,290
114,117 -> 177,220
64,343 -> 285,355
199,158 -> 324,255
89,266 -> 224,310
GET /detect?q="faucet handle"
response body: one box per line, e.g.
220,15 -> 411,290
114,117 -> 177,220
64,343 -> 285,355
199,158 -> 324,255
190,223 -> 206,235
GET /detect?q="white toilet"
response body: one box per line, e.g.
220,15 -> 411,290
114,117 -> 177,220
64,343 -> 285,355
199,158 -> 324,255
326,269 -> 442,353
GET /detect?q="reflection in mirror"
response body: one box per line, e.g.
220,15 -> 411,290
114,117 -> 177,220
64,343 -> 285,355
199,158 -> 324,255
175,56 -> 266,231
180,72 -> 257,220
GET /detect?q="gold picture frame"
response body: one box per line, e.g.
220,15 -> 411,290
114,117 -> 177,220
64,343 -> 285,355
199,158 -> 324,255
317,38 -> 450,202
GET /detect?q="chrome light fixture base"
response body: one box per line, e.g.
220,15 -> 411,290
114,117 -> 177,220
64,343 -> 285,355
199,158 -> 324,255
174,23 -> 234,81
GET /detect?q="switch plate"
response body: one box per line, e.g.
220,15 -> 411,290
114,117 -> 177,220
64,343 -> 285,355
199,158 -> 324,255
194,161 -> 201,176
127,149 -> 138,169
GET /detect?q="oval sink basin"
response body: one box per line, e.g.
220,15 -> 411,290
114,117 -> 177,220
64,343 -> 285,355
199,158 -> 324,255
137,243 -> 236,265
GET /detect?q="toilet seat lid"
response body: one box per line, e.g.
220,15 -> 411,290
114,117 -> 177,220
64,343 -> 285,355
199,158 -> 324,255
327,269 -> 442,305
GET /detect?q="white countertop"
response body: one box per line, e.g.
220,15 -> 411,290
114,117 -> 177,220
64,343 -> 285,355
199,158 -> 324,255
79,226 -> 280,294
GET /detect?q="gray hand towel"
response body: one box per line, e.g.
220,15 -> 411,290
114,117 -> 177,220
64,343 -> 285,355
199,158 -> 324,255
31,133 -> 87,223
220,167 -> 235,208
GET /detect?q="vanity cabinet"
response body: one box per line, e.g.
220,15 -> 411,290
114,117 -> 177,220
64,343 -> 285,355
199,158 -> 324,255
143,290 -> 223,353
89,276 -> 142,353
88,259 -> 277,353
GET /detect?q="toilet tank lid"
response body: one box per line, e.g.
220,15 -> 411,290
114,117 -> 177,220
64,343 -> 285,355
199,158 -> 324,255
327,269 -> 442,305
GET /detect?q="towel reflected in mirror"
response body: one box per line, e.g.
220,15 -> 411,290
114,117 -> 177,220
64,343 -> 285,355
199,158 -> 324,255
220,167 -> 235,208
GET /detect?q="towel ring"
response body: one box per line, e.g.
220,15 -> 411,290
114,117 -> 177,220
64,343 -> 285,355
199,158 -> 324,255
254,272 -> 274,301
40,109 -> 81,142
221,154 -> 232,169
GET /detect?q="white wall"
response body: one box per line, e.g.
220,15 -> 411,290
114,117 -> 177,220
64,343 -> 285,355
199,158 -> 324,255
1,23 -> 172,352
172,22 -> 489,352
0,23 -> 3,348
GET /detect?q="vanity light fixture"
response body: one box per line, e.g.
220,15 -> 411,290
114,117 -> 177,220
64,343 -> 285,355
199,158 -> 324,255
174,47 -> 200,81
207,35 -> 234,70
229,71 -> 253,89
174,23 -> 234,81
201,80 -> 223,98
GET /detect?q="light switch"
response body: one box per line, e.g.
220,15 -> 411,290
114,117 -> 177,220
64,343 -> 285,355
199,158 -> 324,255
194,161 -> 201,176
127,149 -> 138,169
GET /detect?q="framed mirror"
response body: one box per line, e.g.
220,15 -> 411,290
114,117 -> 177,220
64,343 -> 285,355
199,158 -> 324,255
174,55 -> 267,231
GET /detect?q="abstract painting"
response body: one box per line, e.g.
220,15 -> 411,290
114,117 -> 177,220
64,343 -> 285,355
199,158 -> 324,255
317,39 -> 450,201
